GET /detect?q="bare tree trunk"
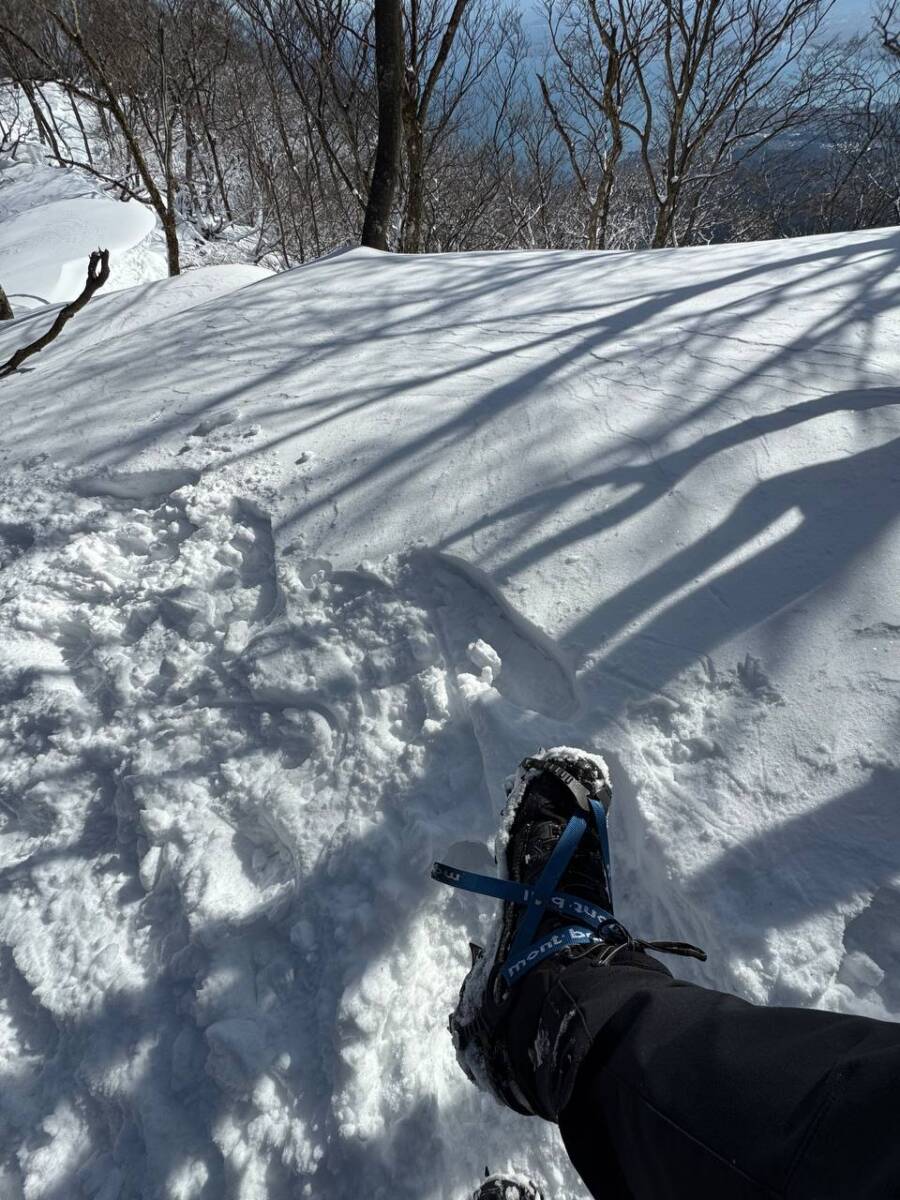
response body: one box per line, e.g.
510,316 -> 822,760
0,250 -> 109,378
401,0 -> 471,253
204,125 -> 233,223
0,285 -> 13,321
158,19 -> 181,276
18,76 -> 62,159
537,0 -> 629,252
403,121 -> 426,253
68,88 -> 94,164
652,197 -> 678,248
362,0 -> 404,250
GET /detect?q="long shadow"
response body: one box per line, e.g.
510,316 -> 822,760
568,428 -> 900,684
0,754 -> 530,1199
3,236 -> 900,1194
540,407 -> 900,1002
4,232 -> 899,500
0,664 -> 531,1199
262,235 -> 900,536
685,766 -> 900,1005
439,386 -> 900,579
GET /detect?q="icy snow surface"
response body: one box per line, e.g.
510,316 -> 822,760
1,227 -> 899,1199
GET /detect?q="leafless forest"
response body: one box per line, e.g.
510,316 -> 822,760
2,0 -> 899,273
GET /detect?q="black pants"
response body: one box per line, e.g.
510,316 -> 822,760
507,953 -> 900,1198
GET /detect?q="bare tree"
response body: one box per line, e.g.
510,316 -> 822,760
235,0 -> 374,221
876,0 -> 900,58
606,0 -> 835,247
164,0 -> 235,227
402,0 -> 469,252
362,0 -> 404,247
0,74 -> 27,156
0,1 -> 184,273
537,0 -> 633,249
0,8 -> 67,161
742,34 -> 900,238
0,0 -> 889,268
493,62 -> 569,250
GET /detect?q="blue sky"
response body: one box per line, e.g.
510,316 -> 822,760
828,0 -> 877,34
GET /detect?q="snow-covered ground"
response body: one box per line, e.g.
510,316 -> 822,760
0,82 -> 172,311
0,148 -> 162,310
0,84 -> 273,315
0,157 -> 899,1200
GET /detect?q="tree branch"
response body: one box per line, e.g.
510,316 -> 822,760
0,250 -> 110,378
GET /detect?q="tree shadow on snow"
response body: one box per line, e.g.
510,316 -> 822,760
686,765 -> 900,1007
3,233 -> 900,1196
3,229 -> 899,493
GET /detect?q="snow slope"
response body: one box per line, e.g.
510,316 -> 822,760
0,149 -> 165,310
0,228 -> 899,1200
0,86 -> 272,314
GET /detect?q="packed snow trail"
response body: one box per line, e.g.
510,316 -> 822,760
0,463 -> 601,1199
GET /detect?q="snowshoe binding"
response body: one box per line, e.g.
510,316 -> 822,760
432,746 -> 706,1115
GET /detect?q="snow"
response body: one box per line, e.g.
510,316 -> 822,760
0,151 -> 165,310
0,189 -> 157,308
0,85 -> 273,315
0,147 -> 899,1199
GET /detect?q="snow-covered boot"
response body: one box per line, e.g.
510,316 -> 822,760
432,747 -> 705,1119
472,1169 -> 543,1200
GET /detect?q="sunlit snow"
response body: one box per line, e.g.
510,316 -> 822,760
0,149 -> 898,1199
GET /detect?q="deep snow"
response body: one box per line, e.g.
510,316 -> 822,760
0,146 -> 165,311
0,149 -> 898,1199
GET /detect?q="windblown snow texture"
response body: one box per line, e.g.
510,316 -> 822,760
0,144 -> 898,1198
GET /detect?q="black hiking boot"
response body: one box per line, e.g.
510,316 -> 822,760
432,746 -> 706,1117
434,747 -> 623,1114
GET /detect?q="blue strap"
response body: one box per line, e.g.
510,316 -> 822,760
501,925 -> 603,984
506,816 -> 588,961
431,862 -> 532,905
429,866 -> 619,936
551,890 -> 617,930
432,809 -> 624,986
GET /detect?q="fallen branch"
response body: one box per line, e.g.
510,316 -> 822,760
0,249 -> 110,378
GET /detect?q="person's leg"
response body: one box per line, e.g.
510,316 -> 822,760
503,949 -> 900,1199
434,750 -> 900,1199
